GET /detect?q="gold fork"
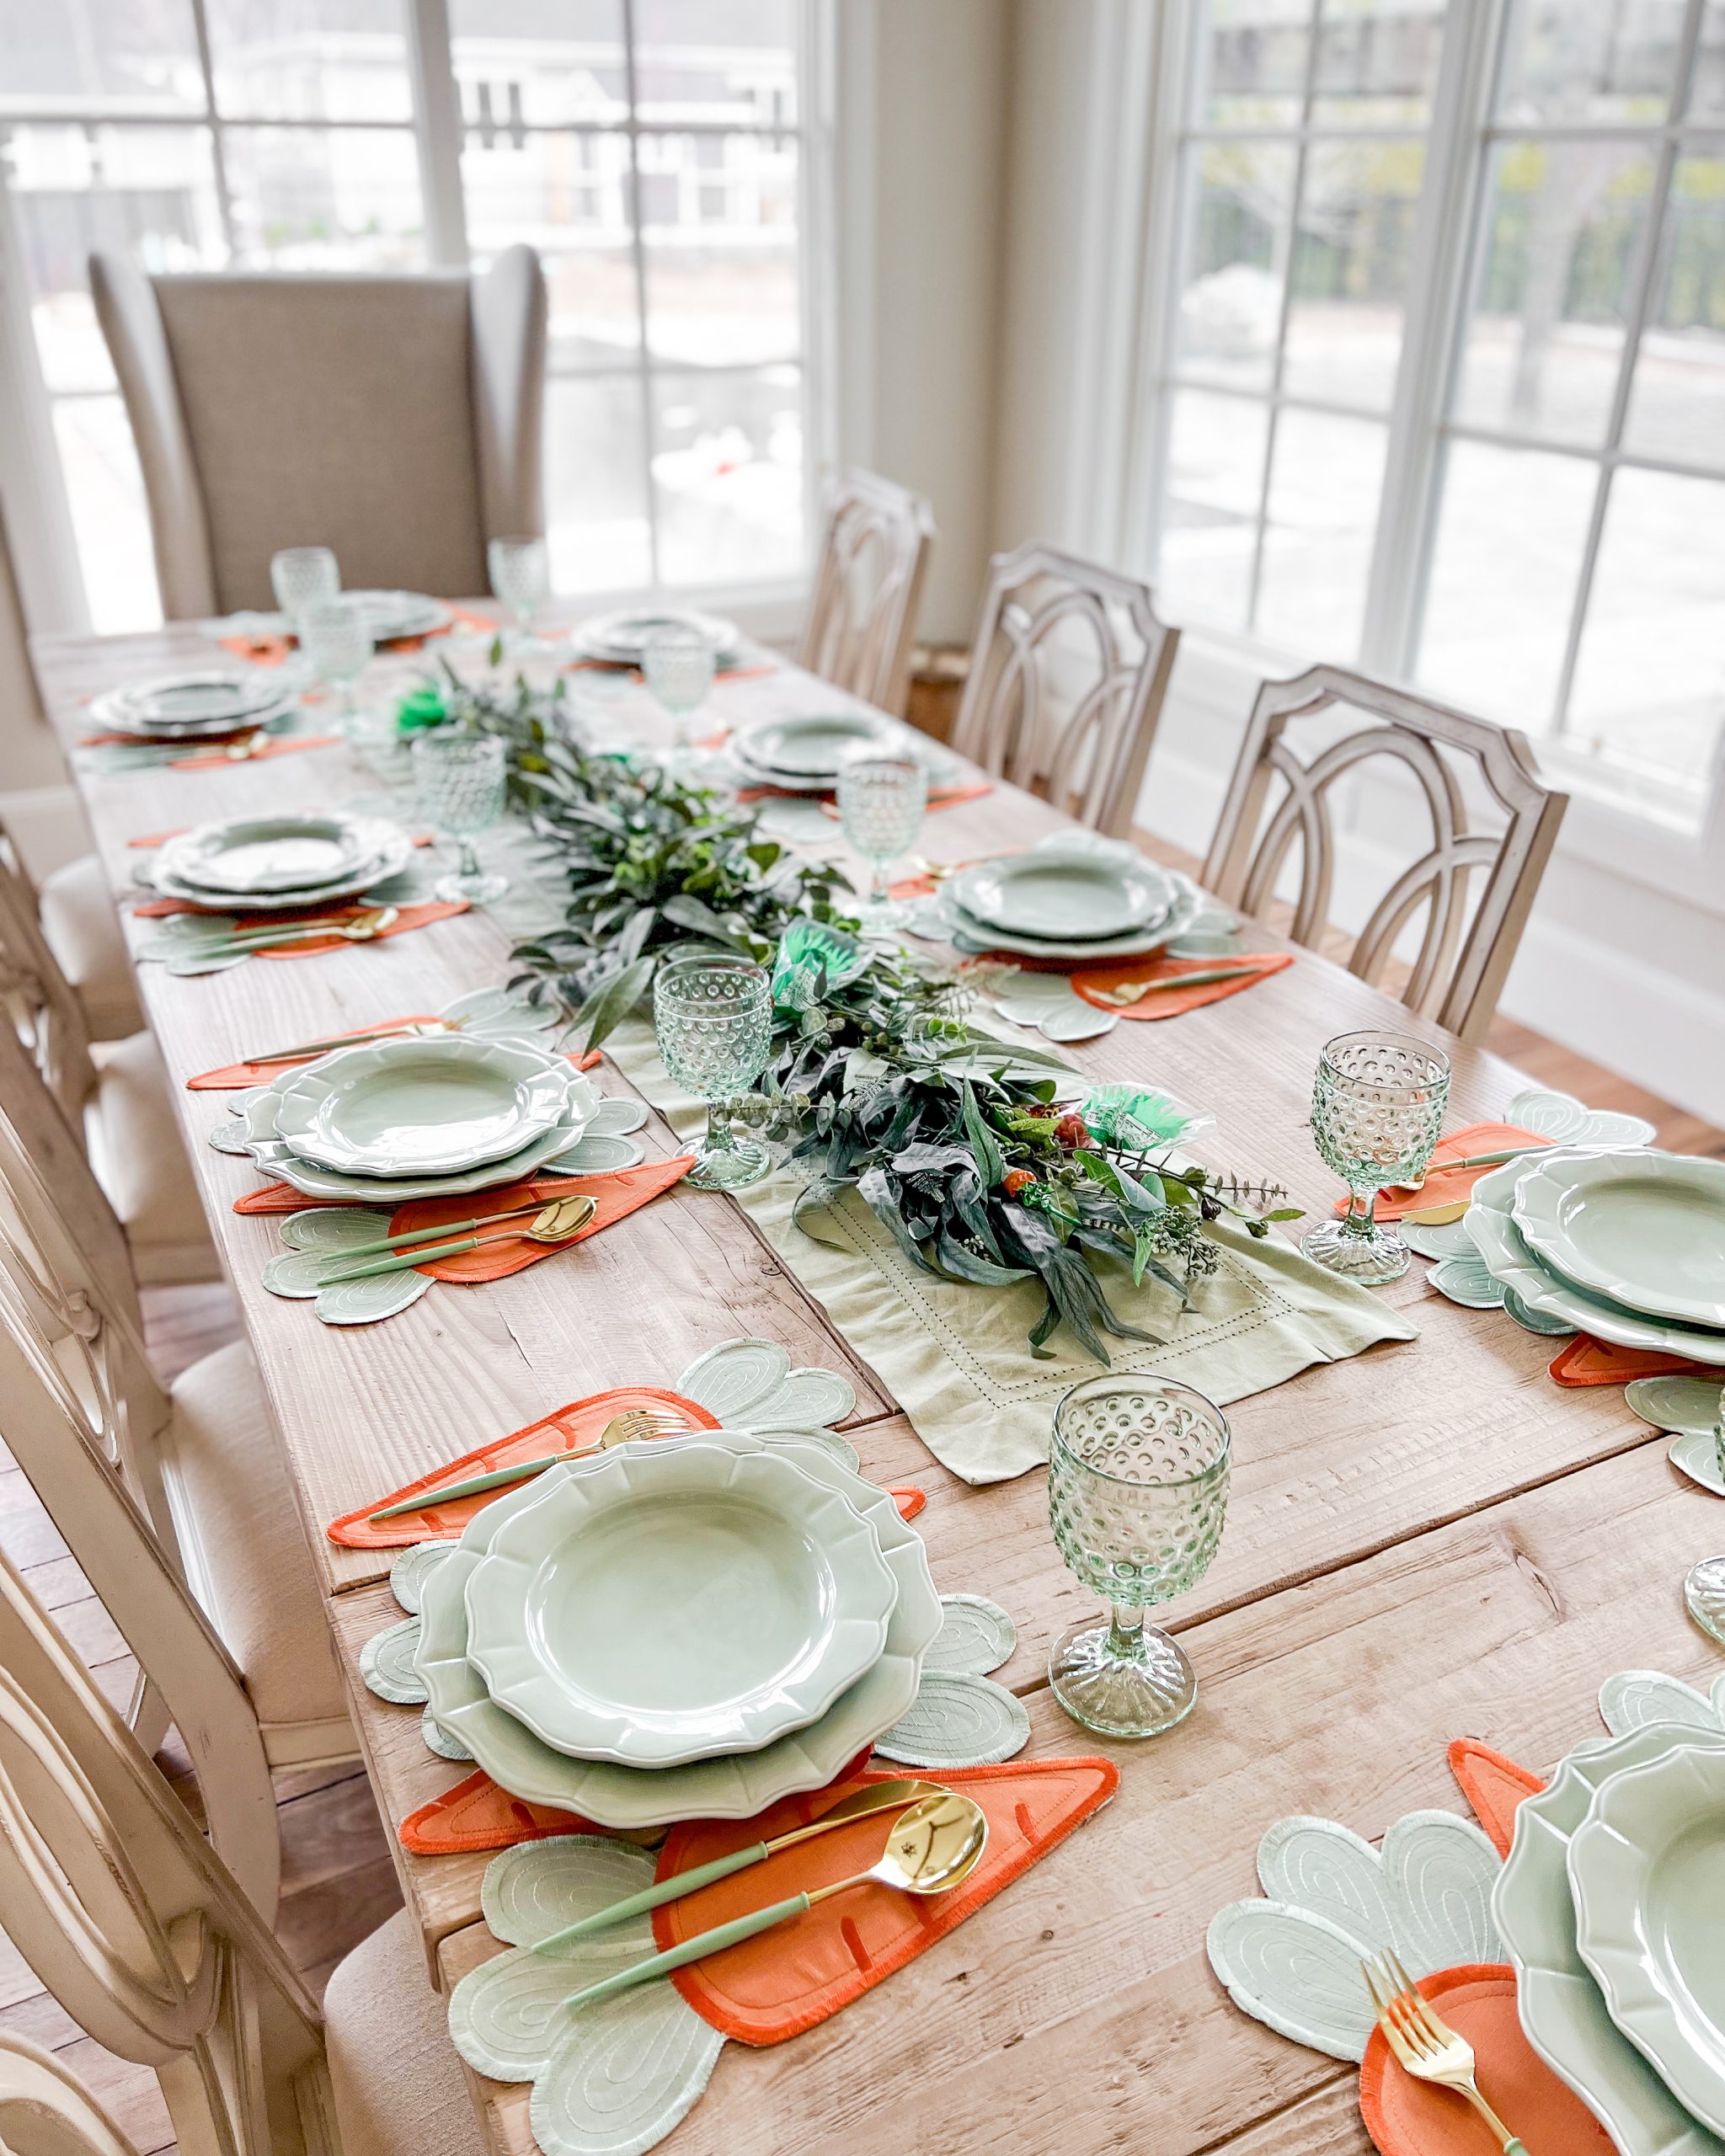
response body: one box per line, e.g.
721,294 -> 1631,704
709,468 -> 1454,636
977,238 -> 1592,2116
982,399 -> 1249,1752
1361,1953 -> 1529,2153
366,1407 -> 692,1522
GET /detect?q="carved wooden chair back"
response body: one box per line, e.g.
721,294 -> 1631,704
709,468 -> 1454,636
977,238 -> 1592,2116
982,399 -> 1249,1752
0,2031 -> 147,2156
0,828 -> 97,1126
949,542 -> 1178,837
799,471 -> 935,718
0,1017 -> 280,1913
0,1547 -> 325,2156
1202,664 -> 1568,1043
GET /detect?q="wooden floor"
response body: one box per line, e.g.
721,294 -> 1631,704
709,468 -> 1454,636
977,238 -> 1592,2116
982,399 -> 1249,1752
2,977 -> 1716,2148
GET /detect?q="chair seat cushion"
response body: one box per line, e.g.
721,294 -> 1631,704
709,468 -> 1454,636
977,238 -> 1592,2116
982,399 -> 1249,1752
167,1339 -> 355,1768
87,1032 -> 216,1285
36,851 -> 142,1040
324,1910 -> 487,2156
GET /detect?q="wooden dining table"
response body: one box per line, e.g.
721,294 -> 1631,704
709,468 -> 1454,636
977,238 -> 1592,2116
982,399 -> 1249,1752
37,616 -> 1722,2156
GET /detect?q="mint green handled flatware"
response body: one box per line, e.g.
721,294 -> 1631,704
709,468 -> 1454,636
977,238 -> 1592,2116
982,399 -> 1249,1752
315,1195 -> 594,1287
365,1403 -> 692,1524
244,1015 -> 460,1064
169,905 -> 398,958
560,1791 -> 987,2014
530,1777 -> 939,1954
313,1195 -> 563,1264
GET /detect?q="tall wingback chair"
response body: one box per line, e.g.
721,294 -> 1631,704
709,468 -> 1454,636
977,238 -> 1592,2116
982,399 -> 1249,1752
90,245 -> 547,616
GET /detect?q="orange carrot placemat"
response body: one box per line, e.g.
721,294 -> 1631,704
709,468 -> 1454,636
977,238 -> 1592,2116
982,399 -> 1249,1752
1547,1335 -> 1714,1385
1359,1965 -> 1614,2156
1447,1738 -> 1546,1858
217,604 -> 496,665
652,1758 -> 1119,2044
167,734 -> 339,771
1071,952 -> 1292,1019
1338,1122 -> 1552,1223
138,896 -> 468,953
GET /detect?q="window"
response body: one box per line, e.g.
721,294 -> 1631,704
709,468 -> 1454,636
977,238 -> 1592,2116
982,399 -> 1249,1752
0,0 -> 814,631
1151,0 -> 1725,822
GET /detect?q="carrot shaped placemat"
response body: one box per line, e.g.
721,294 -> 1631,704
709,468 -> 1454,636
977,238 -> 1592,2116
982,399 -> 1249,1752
1071,951 -> 1292,1019
1336,1121 -> 1551,1222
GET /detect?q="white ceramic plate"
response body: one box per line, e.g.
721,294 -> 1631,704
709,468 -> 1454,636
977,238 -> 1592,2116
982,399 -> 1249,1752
574,607 -> 740,664
1466,1155 -> 1725,1364
734,713 -> 908,779
1513,1150 -> 1725,1330
344,590 -> 449,643
90,671 -> 288,736
155,814 -> 403,896
1570,1740 -> 1725,2135
238,1067 -> 598,1200
274,1036 -> 576,1177
950,844 -> 1175,941
414,1429 -> 940,1827
1494,1722 -> 1725,2156
463,1440 -> 897,1766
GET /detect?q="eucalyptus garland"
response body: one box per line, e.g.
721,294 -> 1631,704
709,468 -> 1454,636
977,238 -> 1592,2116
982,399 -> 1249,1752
439,670 -> 1295,1360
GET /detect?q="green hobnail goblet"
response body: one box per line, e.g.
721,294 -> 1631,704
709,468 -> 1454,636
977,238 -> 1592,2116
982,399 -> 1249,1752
1300,1029 -> 1451,1285
653,954 -> 774,1191
1047,1376 -> 1231,1739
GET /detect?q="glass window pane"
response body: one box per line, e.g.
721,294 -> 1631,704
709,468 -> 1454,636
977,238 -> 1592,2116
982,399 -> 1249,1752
1566,467 -> 1725,787
1696,0 -> 1725,117
1452,140 -> 1655,449
449,0 -> 626,128
53,393 -> 159,632
632,1 -> 797,131
1497,0 -> 1686,125
3,122 -> 224,392
545,374 -> 652,593
222,125 -> 425,267
1417,439 -> 1599,726
640,131 -> 798,365
652,365 -> 802,585
204,0 -> 411,122
1282,137 -> 1424,410
1174,141 -> 1296,393
1623,147 -> 1725,471
1155,387 -> 1270,632
1311,0 -> 1445,130
0,0 -> 206,117
1256,408 -> 1387,654
462,131 -> 638,366
1194,0 -> 1311,131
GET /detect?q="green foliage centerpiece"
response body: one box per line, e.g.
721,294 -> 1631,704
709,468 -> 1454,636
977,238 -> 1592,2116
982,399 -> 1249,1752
441,668 -> 1295,1359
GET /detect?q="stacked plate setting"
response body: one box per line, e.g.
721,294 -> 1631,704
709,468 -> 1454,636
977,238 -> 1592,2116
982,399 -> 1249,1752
1495,1721 -> 1725,2153
572,607 -> 741,668
141,811 -> 415,912
333,590 -> 448,643
90,669 -> 296,740
730,711 -> 916,792
1465,1146 -> 1725,1364
924,831 -> 1206,961
412,1428 -> 943,1828
234,1033 -> 601,1201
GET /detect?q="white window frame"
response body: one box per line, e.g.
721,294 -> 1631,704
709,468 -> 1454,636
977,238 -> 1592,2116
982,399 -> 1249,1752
1115,0 -> 1725,915
0,0 -> 836,640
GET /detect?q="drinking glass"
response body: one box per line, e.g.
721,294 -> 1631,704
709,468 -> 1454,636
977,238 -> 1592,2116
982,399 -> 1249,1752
1048,1377 -> 1231,1738
836,750 -> 927,928
412,730 -> 510,905
488,536 -> 549,648
298,595 -> 371,721
1301,1029 -> 1452,1283
271,546 -> 339,627
642,626 -> 716,755
653,955 -> 773,1191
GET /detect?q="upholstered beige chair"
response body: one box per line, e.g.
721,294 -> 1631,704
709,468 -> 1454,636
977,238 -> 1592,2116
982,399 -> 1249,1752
91,245 -> 547,616
799,471 -> 935,717
949,542 -> 1179,838
0,863 -> 214,1284
0,1011 -> 358,1839
1203,664 -> 1568,1043
0,1550 -> 477,2156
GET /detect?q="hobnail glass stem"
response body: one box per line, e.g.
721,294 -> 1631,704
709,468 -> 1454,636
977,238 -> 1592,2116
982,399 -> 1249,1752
457,836 -> 481,881
1342,1184 -> 1381,1239
1107,1606 -> 1147,1661
702,1105 -> 737,1159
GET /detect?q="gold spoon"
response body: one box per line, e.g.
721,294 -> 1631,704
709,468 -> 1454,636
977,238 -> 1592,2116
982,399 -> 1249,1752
531,1778 -> 947,1951
317,1195 -> 595,1287
561,1790 -> 990,2012
366,1401 -> 690,1524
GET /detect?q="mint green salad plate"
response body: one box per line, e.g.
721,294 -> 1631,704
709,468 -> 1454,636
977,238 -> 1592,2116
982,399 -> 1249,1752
1513,1149 -> 1725,1330
950,841 -> 1175,942
1570,1739 -> 1725,2137
462,1439 -> 898,1767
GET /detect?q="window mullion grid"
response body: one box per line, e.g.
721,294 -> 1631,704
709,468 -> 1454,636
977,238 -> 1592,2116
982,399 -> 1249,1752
619,0 -> 660,590
187,0 -> 238,260
1544,0 -> 1706,743
1243,0 -> 1325,636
